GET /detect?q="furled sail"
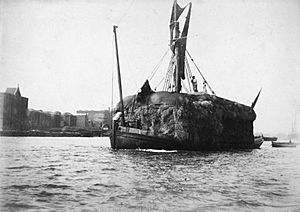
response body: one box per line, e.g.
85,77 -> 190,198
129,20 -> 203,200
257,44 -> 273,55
169,2 -> 186,47
169,1 -> 192,92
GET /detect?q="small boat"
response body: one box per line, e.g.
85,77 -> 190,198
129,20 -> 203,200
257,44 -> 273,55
262,136 -> 278,141
272,140 -> 297,148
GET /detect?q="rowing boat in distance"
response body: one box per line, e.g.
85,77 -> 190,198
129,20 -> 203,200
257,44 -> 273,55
272,140 -> 297,148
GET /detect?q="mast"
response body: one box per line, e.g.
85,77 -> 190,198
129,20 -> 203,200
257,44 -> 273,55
169,1 -> 191,93
174,1 -> 181,93
113,25 -> 125,126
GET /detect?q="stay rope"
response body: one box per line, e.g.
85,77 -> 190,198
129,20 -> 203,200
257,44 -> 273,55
186,50 -> 216,95
147,48 -> 170,81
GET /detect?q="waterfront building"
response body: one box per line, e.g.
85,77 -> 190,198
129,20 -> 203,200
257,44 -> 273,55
62,112 -> 77,127
50,111 -> 62,128
28,110 -> 76,130
27,109 -> 52,130
0,87 -> 28,131
77,110 -> 111,129
76,114 -> 88,128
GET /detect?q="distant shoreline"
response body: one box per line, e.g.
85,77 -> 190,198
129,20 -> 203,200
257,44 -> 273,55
0,130 -> 109,137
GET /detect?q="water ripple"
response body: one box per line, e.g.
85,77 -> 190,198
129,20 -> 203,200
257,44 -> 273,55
6,165 -> 32,170
1,137 -> 300,211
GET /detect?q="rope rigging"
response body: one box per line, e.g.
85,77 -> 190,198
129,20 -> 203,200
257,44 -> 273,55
186,50 -> 216,95
184,59 -> 192,92
147,48 -> 169,81
112,30 -> 215,96
158,49 -> 215,95
154,77 -> 165,91
163,54 -> 176,92
116,0 -> 136,25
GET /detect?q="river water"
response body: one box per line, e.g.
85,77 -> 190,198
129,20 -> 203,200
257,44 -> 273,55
0,137 -> 300,211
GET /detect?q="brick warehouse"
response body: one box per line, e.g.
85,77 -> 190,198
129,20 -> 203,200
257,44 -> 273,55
0,87 -> 28,131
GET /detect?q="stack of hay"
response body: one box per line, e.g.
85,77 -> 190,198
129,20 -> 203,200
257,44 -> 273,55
116,81 -> 256,149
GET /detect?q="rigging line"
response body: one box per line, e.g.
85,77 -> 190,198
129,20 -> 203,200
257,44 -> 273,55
118,34 -> 138,88
163,54 -> 175,91
168,63 -> 175,92
127,49 -> 169,95
117,0 -> 136,24
185,58 -> 193,77
148,48 -> 169,81
163,55 -> 172,90
185,58 -> 192,87
154,77 -> 165,91
132,51 -> 169,94
186,50 -> 216,95
147,48 -> 170,81
184,61 -> 192,92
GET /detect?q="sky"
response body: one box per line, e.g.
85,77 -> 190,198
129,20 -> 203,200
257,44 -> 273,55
0,0 -> 300,135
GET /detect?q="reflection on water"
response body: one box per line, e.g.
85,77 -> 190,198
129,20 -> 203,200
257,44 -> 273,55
0,137 -> 300,211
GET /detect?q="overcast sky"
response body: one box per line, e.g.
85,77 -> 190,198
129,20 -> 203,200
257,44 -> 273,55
1,0 -> 300,135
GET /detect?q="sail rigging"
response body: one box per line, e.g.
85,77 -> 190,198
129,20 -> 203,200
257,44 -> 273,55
110,1 -> 261,151
169,0 -> 192,92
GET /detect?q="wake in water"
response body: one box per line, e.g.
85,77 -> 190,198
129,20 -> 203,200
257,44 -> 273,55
137,148 -> 178,153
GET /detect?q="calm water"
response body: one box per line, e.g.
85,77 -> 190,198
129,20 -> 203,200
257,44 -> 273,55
0,137 -> 300,211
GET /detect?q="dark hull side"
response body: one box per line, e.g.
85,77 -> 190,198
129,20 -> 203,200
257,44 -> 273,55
110,125 -> 263,151
272,142 -> 297,148
110,130 -> 184,150
263,136 -> 278,141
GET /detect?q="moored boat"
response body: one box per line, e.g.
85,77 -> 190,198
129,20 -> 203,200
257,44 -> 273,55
263,136 -> 278,141
272,140 -> 297,148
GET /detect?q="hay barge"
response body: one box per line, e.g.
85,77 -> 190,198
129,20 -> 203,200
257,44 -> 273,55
110,1 -> 263,151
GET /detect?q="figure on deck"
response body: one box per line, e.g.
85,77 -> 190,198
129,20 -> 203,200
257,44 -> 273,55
203,81 -> 207,93
191,76 -> 198,92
